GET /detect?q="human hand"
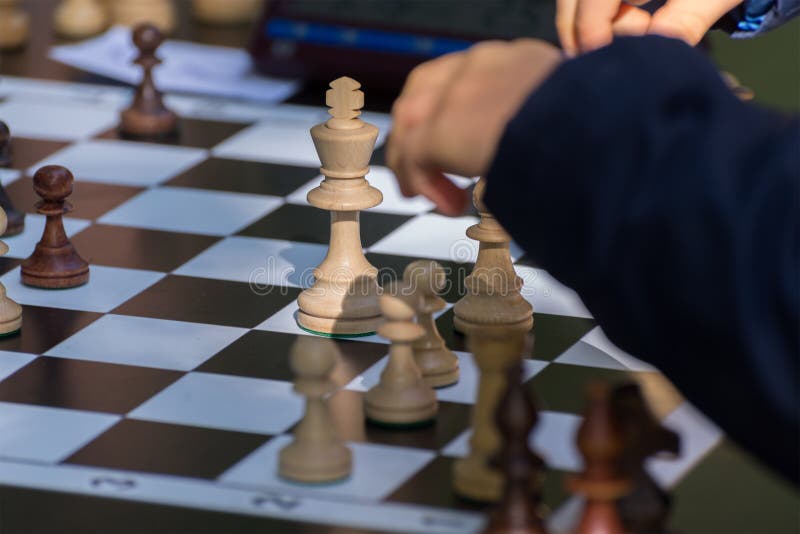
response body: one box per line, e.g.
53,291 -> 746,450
556,0 -> 743,55
386,39 -> 562,216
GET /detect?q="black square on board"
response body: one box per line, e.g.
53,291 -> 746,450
6,177 -> 143,220
167,158 -> 320,197
197,330 -> 387,384
71,224 -> 220,272
434,309 -> 595,360
238,203 -> 413,248
9,138 -> 69,171
96,118 -> 249,149
0,356 -> 182,413
112,275 -> 300,329
527,362 -> 643,415
65,419 -> 269,479
324,390 -> 472,451
0,305 -> 101,355
365,252 -> 473,304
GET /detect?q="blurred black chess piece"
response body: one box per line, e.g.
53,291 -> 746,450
0,120 -> 26,236
612,382 -> 681,534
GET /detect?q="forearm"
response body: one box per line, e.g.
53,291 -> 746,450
484,35 -> 799,481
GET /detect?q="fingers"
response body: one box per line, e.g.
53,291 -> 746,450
611,4 -> 652,36
573,0 -> 623,52
397,127 -> 469,216
648,0 -> 744,44
556,0 -> 579,56
387,53 -> 466,198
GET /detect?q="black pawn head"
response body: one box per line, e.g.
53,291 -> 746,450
33,165 -> 74,202
132,23 -> 164,55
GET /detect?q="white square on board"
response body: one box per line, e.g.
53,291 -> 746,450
174,236 -> 326,288
1,265 -> 164,314
369,213 -> 524,263
30,139 -> 207,187
0,401 -> 119,463
99,187 -> 283,236
130,372 -> 303,434
0,99 -> 118,141
220,435 -> 435,502
515,266 -> 592,319
46,314 -> 247,371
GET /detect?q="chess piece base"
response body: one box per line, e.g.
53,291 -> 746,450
297,311 -> 381,337
453,315 -> 533,335
415,348 -> 460,388
364,386 -> 437,426
21,245 -> 90,289
453,456 -> 503,503
279,442 -> 352,483
120,108 -> 178,138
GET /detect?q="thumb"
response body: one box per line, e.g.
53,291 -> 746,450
648,0 -> 742,44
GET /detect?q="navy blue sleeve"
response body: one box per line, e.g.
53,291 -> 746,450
484,35 -> 799,484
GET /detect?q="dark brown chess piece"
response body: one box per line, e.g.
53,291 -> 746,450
483,357 -> 548,534
612,383 -> 681,534
568,382 -> 631,534
0,120 -> 25,236
20,165 -> 89,288
119,23 -> 177,138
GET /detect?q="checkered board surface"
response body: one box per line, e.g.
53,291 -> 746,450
0,75 -> 782,534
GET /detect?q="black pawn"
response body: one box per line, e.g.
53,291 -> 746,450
0,120 -> 25,236
483,360 -> 547,534
20,165 -> 89,289
612,383 -> 681,534
119,24 -> 177,138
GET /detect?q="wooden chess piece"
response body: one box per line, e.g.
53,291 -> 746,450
453,327 -> 526,502
568,383 -> 631,534
20,165 -> 90,289
119,23 -> 178,139
279,336 -> 352,483
483,361 -> 547,534
0,207 -> 22,336
364,282 -> 438,426
296,77 -> 383,336
0,121 -> 25,236
54,0 -> 108,39
454,177 -> 533,334
110,0 -> 175,34
404,260 -> 459,388
612,383 -> 680,534
192,0 -> 261,25
0,0 -> 29,50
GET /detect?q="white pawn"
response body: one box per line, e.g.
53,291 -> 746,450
364,282 -> 438,425
0,207 -> 21,335
54,0 -> 108,39
0,0 -> 29,50
111,0 -> 175,34
279,336 -> 351,483
405,260 -> 459,388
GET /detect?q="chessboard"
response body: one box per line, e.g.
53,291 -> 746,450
0,75 -> 794,534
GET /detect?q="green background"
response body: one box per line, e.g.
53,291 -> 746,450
710,19 -> 800,112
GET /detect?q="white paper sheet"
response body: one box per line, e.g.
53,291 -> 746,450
49,26 -> 300,103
